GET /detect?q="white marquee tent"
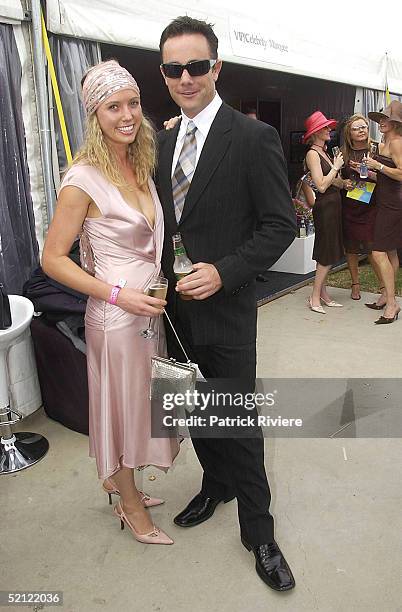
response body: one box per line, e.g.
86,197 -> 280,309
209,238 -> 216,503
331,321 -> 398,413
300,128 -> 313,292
46,0 -> 402,93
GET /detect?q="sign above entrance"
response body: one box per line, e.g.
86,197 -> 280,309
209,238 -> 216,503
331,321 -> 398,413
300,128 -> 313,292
229,18 -> 293,69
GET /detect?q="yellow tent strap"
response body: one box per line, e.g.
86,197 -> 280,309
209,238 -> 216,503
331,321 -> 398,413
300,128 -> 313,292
385,52 -> 391,106
41,10 -> 72,164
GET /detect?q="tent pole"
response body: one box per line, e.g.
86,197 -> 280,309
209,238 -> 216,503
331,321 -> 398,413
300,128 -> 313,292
30,0 -> 56,223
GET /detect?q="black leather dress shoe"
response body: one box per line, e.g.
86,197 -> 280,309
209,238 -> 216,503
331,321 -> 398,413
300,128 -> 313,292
174,493 -> 233,527
241,538 -> 295,592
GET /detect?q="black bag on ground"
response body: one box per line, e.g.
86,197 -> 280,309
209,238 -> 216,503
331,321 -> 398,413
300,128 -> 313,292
31,317 -> 89,435
23,240 -> 89,434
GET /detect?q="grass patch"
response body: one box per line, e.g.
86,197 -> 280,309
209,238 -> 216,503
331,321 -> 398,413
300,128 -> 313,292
326,260 -> 402,296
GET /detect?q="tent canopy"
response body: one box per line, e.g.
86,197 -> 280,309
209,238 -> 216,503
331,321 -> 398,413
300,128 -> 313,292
0,0 -> 25,23
46,0 -> 402,94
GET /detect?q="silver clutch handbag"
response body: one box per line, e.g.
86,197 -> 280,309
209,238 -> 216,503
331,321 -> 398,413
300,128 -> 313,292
150,356 -> 197,398
150,310 -> 197,406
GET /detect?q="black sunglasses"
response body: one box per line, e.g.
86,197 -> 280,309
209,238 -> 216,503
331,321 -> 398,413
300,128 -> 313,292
161,59 -> 216,79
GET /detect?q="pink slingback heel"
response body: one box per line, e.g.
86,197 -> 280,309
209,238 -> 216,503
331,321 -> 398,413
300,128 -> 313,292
102,478 -> 164,507
113,502 -> 173,545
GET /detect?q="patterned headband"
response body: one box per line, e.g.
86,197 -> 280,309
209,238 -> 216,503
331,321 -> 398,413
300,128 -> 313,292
82,60 -> 140,116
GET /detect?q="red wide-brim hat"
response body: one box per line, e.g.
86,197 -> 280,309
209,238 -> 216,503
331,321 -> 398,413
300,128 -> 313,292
303,111 -> 337,144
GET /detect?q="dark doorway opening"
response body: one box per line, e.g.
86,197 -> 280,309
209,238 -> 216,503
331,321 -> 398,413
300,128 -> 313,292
241,99 -> 281,135
258,100 -> 281,135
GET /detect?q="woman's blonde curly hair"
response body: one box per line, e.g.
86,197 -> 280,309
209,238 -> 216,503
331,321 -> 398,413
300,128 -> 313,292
73,111 -> 156,188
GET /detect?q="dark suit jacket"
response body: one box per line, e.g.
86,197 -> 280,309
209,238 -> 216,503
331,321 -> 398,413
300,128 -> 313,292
155,102 -> 297,346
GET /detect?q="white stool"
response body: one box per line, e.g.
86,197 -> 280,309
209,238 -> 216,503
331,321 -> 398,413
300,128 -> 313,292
0,296 -> 48,474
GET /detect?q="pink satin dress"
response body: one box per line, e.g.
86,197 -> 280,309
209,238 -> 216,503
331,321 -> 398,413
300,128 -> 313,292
60,164 -> 179,479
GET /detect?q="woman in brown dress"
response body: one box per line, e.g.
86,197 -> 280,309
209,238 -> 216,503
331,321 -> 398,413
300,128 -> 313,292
303,111 -> 345,313
341,114 -> 381,300
365,101 -> 402,324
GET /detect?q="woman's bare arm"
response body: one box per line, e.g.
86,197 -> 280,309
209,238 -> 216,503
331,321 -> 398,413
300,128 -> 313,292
306,150 -> 342,193
366,139 -> 402,181
42,185 -> 165,316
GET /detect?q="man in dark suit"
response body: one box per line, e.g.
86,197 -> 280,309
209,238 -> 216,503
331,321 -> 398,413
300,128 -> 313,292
156,16 -> 297,592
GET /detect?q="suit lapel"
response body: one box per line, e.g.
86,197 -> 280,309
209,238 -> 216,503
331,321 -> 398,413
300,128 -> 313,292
158,121 -> 180,233
179,103 -> 232,225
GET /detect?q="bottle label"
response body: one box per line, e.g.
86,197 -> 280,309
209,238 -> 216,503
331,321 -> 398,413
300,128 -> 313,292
175,271 -> 193,280
174,247 -> 186,256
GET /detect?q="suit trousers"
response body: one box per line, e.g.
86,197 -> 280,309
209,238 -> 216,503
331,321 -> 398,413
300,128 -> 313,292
166,312 -> 275,544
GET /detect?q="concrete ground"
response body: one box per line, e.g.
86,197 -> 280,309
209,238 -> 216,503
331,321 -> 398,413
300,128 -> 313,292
2,285 -> 401,612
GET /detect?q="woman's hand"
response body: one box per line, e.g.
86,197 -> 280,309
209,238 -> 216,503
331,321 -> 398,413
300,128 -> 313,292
349,160 -> 360,172
343,179 -> 355,191
163,116 -> 181,130
333,152 -> 344,170
116,287 -> 166,317
365,156 -> 379,170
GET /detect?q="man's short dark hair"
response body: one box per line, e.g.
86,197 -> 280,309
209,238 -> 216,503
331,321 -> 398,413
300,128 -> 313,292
159,16 -> 218,59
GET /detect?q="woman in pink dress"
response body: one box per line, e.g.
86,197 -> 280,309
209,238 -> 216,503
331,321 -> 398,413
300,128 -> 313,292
43,60 -> 179,544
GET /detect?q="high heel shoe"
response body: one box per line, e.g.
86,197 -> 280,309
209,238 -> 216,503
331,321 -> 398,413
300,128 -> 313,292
365,287 -> 386,310
102,479 -> 164,507
113,502 -> 173,545
351,283 -> 361,300
308,298 -> 326,314
365,302 -> 385,310
320,297 -> 343,307
374,307 -> 400,325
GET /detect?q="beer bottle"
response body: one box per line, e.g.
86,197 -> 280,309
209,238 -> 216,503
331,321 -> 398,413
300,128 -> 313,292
172,233 -> 193,301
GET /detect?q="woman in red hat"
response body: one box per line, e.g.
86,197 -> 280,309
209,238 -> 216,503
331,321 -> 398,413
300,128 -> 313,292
364,101 -> 402,324
303,111 -> 345,313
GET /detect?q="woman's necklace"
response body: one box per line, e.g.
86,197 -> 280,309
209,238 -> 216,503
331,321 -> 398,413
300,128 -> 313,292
311,144 -> 332,164
311,144 -> 325,151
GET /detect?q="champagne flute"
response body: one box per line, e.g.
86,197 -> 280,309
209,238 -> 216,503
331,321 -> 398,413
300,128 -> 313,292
369,142 -> 378,157
139,276 -> 168,339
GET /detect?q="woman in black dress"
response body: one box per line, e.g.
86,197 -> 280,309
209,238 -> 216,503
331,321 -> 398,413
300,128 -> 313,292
341,114 -> 381,300
303,111 -> 345,313
365,101 -> 402,324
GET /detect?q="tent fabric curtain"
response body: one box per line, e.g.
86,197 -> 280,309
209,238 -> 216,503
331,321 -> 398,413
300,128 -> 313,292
361,89 -> 384,140
49,35 -> 100,171
0,23 -> 39,294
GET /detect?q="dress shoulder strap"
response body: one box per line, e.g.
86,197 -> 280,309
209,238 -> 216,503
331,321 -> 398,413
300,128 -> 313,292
59,164 -> 108,216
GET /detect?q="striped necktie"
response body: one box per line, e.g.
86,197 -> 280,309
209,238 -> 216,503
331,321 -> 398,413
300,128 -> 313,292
172,121 -> 197,222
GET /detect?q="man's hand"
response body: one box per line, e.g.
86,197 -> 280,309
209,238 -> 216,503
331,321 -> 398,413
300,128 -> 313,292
176,262 -> 222,300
